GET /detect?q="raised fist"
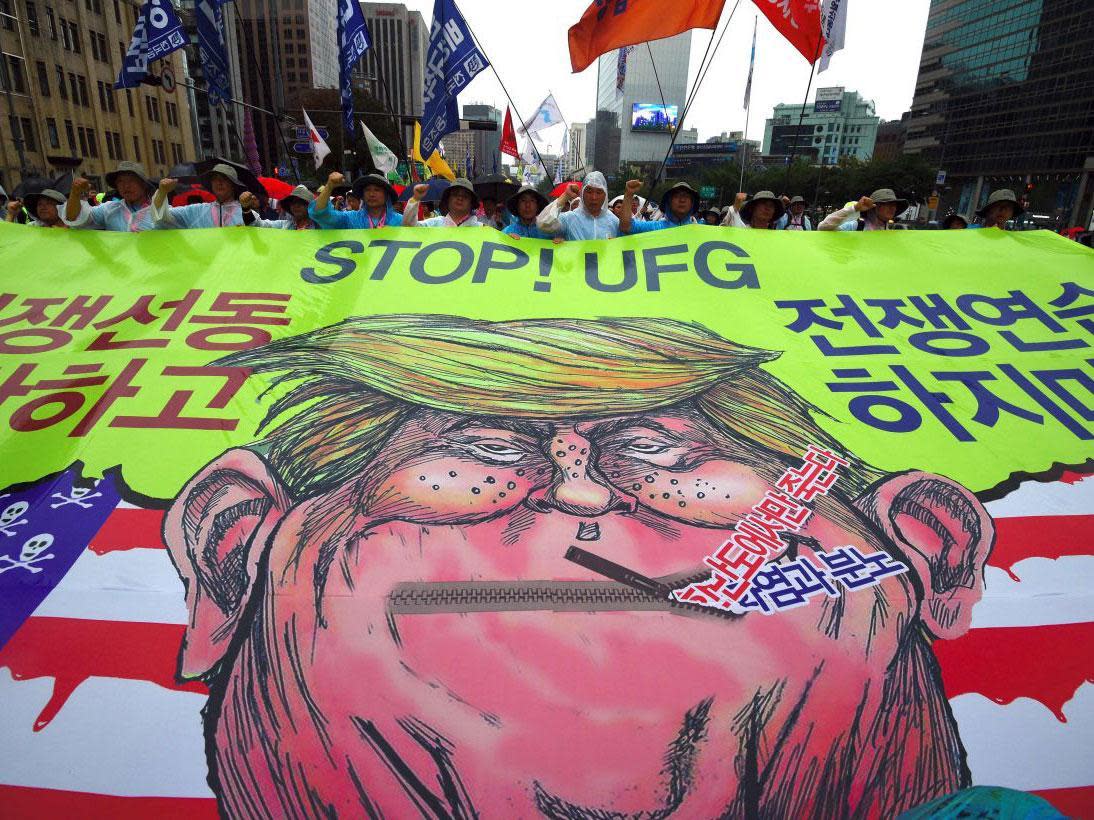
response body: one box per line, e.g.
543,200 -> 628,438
413,184 -> 429,200
72,177 -> 91,197
625,179 -> 642,195
327,171 -> 345,187
239,191 -> 258,210
856,196 -> 874,212
159,178 -> 178,194
6,199 -> 22,217
735,192 -> 748,207
566,183 -> 580,199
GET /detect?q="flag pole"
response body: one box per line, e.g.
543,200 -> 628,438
457,2 -> 549,175
738,15 -> 757,195
782,29 -> 827,193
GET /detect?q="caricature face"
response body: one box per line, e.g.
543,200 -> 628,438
20,532 -> 53,561
0,500 -> 27,524
170,394 -> 990,818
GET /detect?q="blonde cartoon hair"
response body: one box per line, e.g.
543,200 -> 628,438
219,315 -> 879,498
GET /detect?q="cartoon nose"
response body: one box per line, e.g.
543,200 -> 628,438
526,435 -> 636,516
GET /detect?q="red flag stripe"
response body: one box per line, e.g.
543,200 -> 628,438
89,508 -> 166,553
1031,786 -> 1094,819
0,785 -> 218,820
988,514 -> 1093,581
933,621 -> 1094,722
0,617 -> 206,732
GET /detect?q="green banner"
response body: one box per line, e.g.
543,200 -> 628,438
1,223 -> 1089,498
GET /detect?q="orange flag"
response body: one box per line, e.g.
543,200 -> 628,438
568,0 -> 725,73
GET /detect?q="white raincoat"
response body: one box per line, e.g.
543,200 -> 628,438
536,171 -> 620,240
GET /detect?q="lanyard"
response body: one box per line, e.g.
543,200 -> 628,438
120,200 -> 150,232
365,210 -> 387,229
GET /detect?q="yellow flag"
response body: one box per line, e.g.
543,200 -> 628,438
411,121 -> 425,163
426,151 -> 456,182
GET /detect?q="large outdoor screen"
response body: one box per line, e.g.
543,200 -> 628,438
631,103 -> 678,131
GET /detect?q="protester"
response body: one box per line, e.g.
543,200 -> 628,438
608,195 -> 625,219
698,207 -> 722,225
620,179 -> 699,234
480,196 -> 507,230
536,171 -> 619,239
818,188 -> 908,231
310,172 -> 402,229
974,189 -> 1023,230
421,201 -> 437,220
942,212 -> 969,230
242,185 -> 318,230
7,189 -> 67,227
502,186 -> 551,239
404,178 -> 482,227
63,161 -> 158,232
345,188 -> 362,213
722,190 -> 784,229
153,163 -> 250,228
775,196 -> 814,230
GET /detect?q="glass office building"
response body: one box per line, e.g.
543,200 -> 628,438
904,0 -> 1094,227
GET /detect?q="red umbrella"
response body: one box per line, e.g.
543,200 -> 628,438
392,184 -> 406,197
259,176 -> 295,199
170,188 -> 215,206
550,180 -> 581,198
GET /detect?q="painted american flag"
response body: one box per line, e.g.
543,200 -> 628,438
0,472 -> 1092,818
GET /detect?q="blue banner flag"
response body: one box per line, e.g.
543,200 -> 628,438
420,0 -> 489,158
196,0 -> 232,105
337,0 -> 371,133
114,0 -> 188,89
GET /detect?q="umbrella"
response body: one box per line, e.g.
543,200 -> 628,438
472,173 -> 519,204
258,176 -> 295,199
396,177 -> 450,204
11,175 -> 52,200
550,180 -> 581,198
171,188 -> 215,207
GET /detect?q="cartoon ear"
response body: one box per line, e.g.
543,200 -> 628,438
163,448 -> 290,680
855,471 -> 994,639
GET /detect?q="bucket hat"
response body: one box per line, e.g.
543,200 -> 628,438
200,163 -> 247,197
105,161 -> 156,192
23,188 -> 66,213
506,185 -> 548,215
976,189 -> 1024,219
279,184 -> 316,210
439,178 -> 480,214
867,188 -> 908,213
351,173 -> 398,204
659,182 -> 700,217
739,190 -> 785,223
941,212 -> 969,229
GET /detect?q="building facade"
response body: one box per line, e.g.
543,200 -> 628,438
357,2 -> 426,154
178,0 -> 244,163
461,103 -> 499,176
762,88 -> 879,166
0,0 -> 198,190
595,32 -> 691,165
233,0 -> 337,174
566,121 -> 586,177
872,115 -> 908,163
904,0 -> 1094,227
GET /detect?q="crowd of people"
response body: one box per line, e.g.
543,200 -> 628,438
2,159 -> 1033,239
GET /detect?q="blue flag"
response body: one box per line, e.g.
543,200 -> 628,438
337,0 -> 370,133
196,0 -> 231,105
114,0 -> 188,89
420,0 -> 489,158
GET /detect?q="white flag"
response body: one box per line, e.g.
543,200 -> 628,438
303,110 -> 330,170
818,0 -> 848,73
519,94 -> 564,136
360,121 -> 398,174
520,136 -> 544,175
743,17 -> 757,109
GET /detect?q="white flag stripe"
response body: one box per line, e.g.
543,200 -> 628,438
950,683 -> 1094,791
0,670 -> 212,797
32,548 -> 187,625
972,557 -> 1094,628
983,473 -> 1092,518
303,109 -> 330,170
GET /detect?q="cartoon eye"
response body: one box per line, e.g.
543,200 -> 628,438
621,437 -> 671,455
460,439 -> 527,464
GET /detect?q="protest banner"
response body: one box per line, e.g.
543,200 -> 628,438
0,222 -> 1090,817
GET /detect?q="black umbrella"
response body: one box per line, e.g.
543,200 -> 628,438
396,177 -> 451,204
472,173 -> 519,204
11,175 -> 51,200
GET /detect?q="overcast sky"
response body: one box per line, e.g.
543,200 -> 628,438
394,0 -> 931,148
